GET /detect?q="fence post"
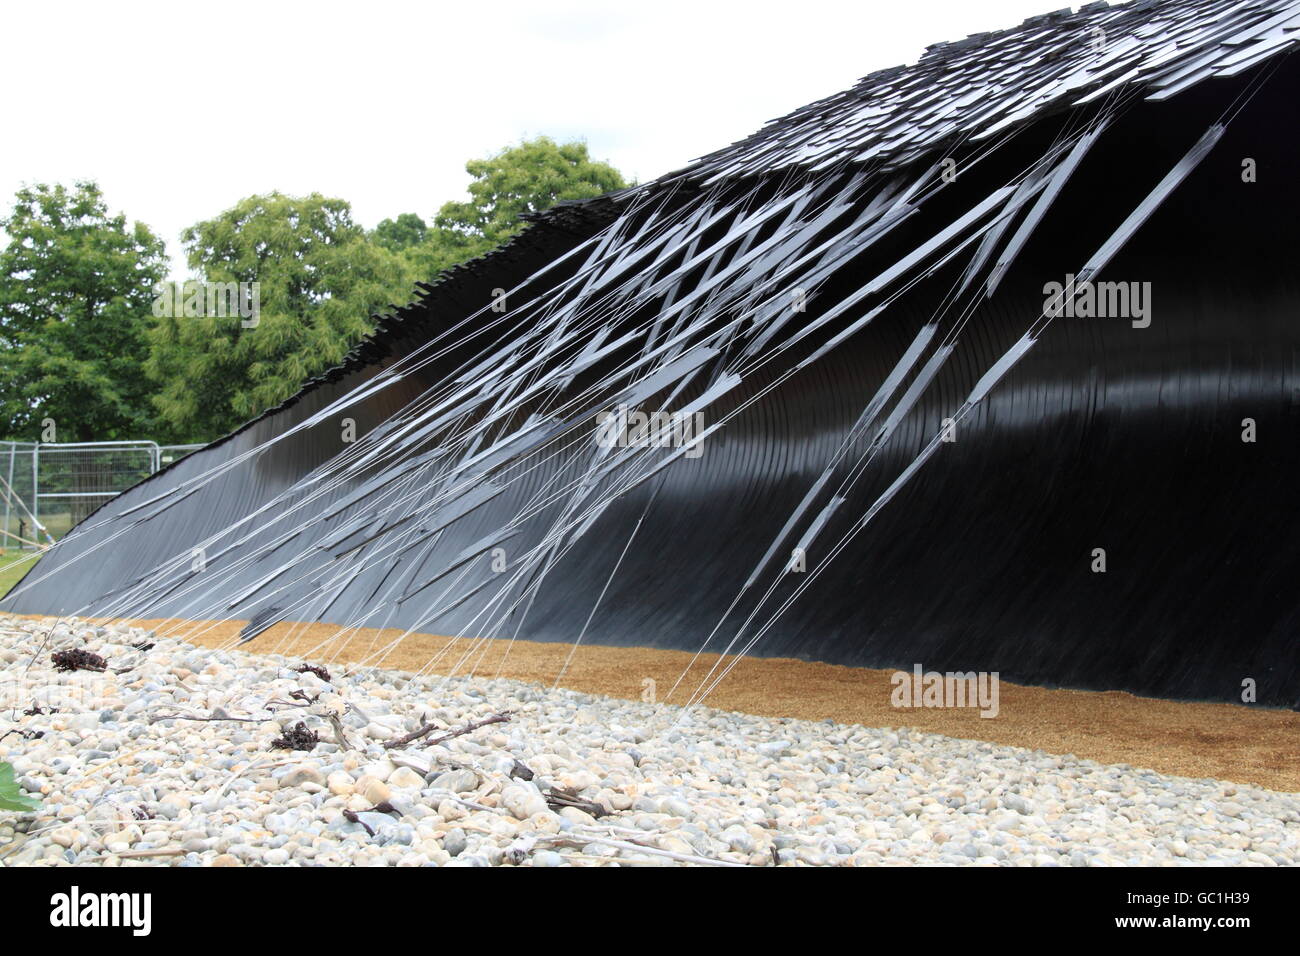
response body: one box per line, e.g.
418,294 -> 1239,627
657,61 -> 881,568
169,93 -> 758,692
31,442 -> 39,534
3,443 -> 13,548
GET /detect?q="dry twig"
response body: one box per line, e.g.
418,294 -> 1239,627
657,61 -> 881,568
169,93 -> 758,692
384,711 -> 512,750
540,832 -> 750,867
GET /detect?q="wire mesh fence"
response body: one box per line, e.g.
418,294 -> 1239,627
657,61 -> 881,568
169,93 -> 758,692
0,441 -> 205,550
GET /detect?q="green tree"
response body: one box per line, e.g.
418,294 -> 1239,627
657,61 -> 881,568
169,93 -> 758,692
403,137 -> 630,276
147,140 -> 629,441
436,136 -> 628,244
371,212 -> 428,252
146,193 -> 415,440
0,181 -> 168,441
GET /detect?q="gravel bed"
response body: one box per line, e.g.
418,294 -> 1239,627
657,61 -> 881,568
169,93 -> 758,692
1,616 -> 1297,866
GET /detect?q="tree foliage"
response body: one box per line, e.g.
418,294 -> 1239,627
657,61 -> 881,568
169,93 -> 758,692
437,136 -> 628,244
399,137 -> 629,277
371,212 -> 428,252
146,193 -> 416,440
0,182 -> 168,441
2,138 -> 629,446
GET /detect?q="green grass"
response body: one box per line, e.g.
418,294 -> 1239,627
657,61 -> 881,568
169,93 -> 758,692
0,551 -> 39,599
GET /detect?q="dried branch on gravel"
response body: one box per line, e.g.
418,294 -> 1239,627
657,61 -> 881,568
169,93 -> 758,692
0,728 -> 43,741
326,713 -> 354,751
539,833 -> 750,867
384,711 -> 512,750
84,847 -> 185,862
265,695 -> 313,707
545,787 -> 608,818
151,698 -> 312,724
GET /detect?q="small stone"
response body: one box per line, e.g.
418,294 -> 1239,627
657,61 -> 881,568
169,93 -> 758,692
501,784 -> 548,821
1004,794 -> 1031,815
721,826 -> 754,853
356,776 -> 391,804
437,799 -> 466,822
662,797 -> 692,818
429,769 -> 479,795
361,759 -> 396,782
388,767 -> 423,790
443,828 -> 468,857
280,765 -> 325,788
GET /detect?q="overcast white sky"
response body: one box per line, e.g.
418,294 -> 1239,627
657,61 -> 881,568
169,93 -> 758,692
3,0 -> 1060,278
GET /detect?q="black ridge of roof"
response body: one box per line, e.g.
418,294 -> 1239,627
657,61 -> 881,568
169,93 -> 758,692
658,0 -> 1298,184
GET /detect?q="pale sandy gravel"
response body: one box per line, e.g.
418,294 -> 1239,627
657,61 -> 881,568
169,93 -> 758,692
60,614 -> 1300,794
1,615 -> 1298,867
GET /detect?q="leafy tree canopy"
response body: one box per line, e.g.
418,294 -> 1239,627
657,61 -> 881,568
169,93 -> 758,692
3,139 -> 629,447
436,136 -> 628,245
0,181 -> 168,441
372,212 -> 428,252
146,192 -> 415,440
395,137 -> 630,277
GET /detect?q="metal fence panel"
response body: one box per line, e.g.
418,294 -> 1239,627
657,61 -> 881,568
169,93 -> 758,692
0,442 -> 39,549
0,440 -> 200,549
